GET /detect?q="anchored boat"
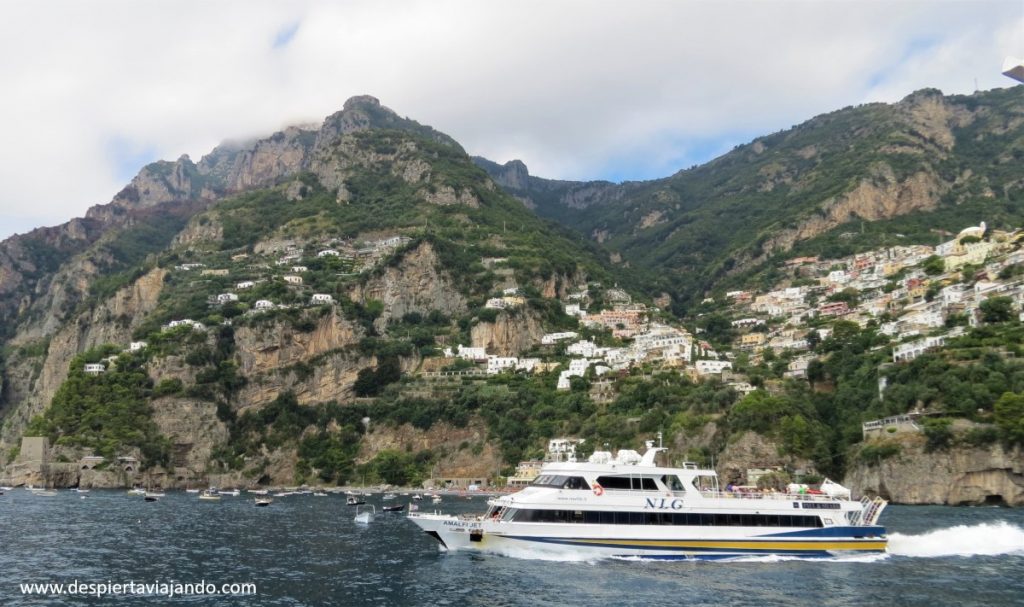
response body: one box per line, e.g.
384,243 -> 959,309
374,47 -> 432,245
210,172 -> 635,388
408,446 -> 887,560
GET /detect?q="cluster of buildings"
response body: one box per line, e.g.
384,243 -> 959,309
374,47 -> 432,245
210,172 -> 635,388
440,277 -> 742,390
722,223 -> 1024,367
485,287 -> 526,310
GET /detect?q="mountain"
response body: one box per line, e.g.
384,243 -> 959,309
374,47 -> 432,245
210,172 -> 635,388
0,96 -> 621,488
477,87 -> 1024,311
2,89 -> 1023,500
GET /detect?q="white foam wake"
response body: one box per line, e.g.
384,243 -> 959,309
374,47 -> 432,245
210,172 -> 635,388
887,521 -> 1024,557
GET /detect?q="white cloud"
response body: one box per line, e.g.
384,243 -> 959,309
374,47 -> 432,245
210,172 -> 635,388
0,0 -> 1020,239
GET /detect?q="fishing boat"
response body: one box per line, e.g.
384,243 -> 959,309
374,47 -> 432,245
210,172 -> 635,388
408,445 -> 887,559
346,496 -> 366,506
198,489 -> 221,502
354,504 -> 376,524
382,504 -> 406,513
255,497 -> 273,507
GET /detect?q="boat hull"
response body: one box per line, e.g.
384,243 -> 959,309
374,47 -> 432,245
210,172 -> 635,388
407,514 -> 886,559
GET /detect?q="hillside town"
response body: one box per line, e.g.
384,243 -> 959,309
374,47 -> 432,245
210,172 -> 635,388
425,222 -> 1024,409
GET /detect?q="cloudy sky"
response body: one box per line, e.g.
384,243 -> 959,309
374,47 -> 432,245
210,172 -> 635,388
0,0 -> 1021,239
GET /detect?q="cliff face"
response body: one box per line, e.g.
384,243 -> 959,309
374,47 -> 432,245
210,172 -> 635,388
471,310 -> 546,356
845,435 -> 1024,506
0,267 -> 167,448
358,419 -> 501,480
351,242 -> 467,331
232,310 -> 361,376
714,431 -> 813,486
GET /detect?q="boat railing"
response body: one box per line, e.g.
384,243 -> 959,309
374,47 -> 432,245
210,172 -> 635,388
696,490 -> 843,502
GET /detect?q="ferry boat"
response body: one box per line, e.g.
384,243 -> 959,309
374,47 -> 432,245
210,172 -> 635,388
408,446 -> 887,560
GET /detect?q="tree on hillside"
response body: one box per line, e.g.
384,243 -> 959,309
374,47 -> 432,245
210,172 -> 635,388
922,255 -> 946,276
994,392 -> 1024,445
980,296 -> 1014,324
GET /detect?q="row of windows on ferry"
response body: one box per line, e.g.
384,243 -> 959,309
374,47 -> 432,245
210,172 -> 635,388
498,509 -> 823,528
532,475 -> 699,491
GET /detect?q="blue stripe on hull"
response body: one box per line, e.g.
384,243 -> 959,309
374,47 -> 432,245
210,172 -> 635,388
764,525 -> 886,538
502,535 -> 876,555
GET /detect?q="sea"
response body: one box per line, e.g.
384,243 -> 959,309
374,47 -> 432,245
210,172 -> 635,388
1,490 -> 1022,606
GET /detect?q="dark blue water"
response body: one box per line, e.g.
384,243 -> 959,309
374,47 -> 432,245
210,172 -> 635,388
1,490 -> 1022,606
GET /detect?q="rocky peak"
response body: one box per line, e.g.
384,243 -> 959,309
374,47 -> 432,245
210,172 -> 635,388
493,159 -> 531,190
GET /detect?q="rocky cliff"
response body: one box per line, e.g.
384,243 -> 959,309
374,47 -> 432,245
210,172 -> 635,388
471,310 -> 546,356
845,435 -> 1024,506
351,242 -> 467,331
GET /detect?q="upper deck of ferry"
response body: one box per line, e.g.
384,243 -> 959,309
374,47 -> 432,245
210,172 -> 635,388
519,447 -> 852,505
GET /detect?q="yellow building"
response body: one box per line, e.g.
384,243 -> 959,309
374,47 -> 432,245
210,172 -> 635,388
507,460 -> 544,487
738,333 -> 766,348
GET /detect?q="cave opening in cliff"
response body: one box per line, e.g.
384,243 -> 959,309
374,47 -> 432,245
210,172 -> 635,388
982,495 -> 1006,507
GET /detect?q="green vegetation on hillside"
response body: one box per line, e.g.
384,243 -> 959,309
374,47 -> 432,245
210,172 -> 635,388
26,346 -> 170,466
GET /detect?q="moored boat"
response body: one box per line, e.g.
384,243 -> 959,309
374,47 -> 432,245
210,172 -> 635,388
408,445 -> 887,560
199,489 -> 221,501
347,496 -> 366,506
382,504 -> 406,512
255,497 -> 273,507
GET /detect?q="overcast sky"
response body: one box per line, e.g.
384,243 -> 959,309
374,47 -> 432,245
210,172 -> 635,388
0,0 -> 1021,239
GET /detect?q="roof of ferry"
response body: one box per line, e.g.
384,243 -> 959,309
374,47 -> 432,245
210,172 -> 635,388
540,460 -> 717,476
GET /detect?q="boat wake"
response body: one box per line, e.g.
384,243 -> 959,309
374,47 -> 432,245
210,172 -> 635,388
886,521 -> 1024,558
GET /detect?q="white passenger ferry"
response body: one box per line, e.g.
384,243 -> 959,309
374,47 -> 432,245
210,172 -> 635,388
408,446 -> 887,559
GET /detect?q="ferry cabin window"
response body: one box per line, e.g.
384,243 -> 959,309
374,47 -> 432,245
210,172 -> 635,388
509,510 -> 823,527
531,475 -> 590,490
595,476 -> 659,491
661,475 -> 686,492
563,476 -> 590,490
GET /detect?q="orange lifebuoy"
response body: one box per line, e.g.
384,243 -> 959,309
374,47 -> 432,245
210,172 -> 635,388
593,483 -> 604,496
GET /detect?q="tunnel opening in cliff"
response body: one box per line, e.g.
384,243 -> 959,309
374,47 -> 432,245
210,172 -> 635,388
981,494 -> 1007,507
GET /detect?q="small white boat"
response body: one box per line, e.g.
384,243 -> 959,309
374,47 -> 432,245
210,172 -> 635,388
127,488 -> 146,496
250,489 -> 269,496
255,497 -> 273,507
0,486 -> 12,491
144,491 -> 163,502
382,493 -> 396,501
313,492 -> 328,497
346,496 -> 366,506
199,490 -> 221,501
354,504 -> 375,524
185,488 -> 200,494
70,487 -> 90,493
432,496 -> 442,504
34,490 -> 58,497
412,494 -> 423,501
218,489 -> 240,497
